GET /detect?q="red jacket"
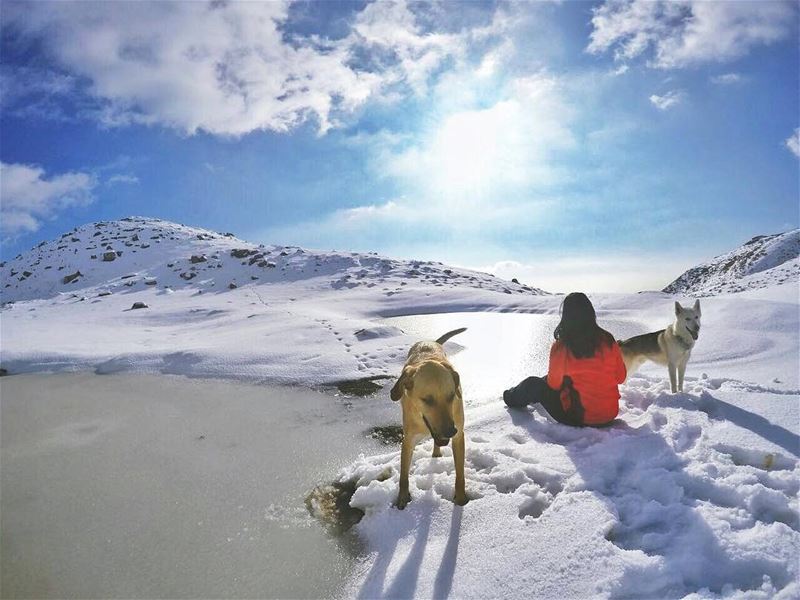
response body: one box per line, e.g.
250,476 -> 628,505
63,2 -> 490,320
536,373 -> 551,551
546,339 -> 627,425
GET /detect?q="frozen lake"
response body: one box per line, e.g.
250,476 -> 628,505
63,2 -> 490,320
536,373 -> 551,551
0,373 -> 395,599
1,312 -> 648,599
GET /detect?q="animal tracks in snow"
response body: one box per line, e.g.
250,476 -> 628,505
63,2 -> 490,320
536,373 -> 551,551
335,373 -> 799,596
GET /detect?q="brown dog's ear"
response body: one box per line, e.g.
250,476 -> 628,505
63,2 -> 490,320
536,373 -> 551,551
444,364 -> 462,397
390,366 -> 416,401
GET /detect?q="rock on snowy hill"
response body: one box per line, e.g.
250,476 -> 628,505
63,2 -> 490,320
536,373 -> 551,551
0,216 -> 547,304
663,229 -> 799,296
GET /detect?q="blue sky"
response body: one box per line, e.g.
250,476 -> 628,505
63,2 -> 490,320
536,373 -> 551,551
1,0 -> 798,292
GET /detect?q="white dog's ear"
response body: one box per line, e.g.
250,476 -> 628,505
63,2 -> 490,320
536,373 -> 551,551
674,301 -> 683,316
390,366 -> 416,401
693,299 -> 701,316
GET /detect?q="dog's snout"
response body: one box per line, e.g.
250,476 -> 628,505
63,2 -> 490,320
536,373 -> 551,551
442,424 -> 458,439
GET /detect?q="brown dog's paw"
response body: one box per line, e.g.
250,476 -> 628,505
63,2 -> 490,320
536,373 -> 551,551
395,490 -> 412,510
453,491 -> 469,506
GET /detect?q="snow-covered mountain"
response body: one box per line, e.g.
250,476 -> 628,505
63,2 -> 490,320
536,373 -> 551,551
663,229 -> 799,296
0,217 -> 554,384
0,216 -> 546,304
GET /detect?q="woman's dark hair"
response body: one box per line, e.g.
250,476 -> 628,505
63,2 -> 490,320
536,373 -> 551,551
553,292 -> 615,358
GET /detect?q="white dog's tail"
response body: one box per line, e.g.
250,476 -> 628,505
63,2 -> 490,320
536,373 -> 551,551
436,327 -> 467,345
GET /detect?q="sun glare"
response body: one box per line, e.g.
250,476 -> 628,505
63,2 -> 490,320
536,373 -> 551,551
431,101 -> 520,194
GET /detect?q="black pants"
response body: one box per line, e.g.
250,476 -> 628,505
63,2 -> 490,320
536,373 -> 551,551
503,376 -> 584,427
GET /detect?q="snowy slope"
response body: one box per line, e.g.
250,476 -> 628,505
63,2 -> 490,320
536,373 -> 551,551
0,217 -> 552,383
0,216 -> 546,304
335,285 -> 799,600
663,230 -> 799,296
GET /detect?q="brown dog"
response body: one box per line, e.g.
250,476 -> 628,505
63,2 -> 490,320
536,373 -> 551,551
390,327 -> 468,509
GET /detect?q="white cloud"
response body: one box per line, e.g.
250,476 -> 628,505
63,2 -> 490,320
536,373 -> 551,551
106,174 -> 139,185
786,128 -> 800,158
611,64 -> 629,76
0,162 -> 96,236
710,72 -> 744,85
385,73 -> 575,201
264,69 -> 577,249
481,255 -> 696,294
2,0 -> 498,136
649,90 -> 684,110
587,0 -> 796,69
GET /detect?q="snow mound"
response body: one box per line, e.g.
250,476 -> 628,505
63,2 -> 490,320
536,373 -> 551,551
0,217 -> 547,304
663,230 -> 799,296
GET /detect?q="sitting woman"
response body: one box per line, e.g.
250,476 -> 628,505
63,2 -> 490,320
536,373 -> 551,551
503,292 -> 626,427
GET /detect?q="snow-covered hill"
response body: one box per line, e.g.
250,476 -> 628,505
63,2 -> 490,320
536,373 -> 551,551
663,229 -> 799,296
0,217 -> 554,384
1,216 -> 546,304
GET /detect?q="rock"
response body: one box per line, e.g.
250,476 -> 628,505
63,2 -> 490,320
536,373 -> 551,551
22,271 -> 32,278
512,278 -> 519,284
102,251 -> 117,261
248,254 -> 265,265
90,255 -> 97,259
190,254 -> 207,263
251,276 -> 259,280
228,282 -> 237,289
224,232 -> 235,237
230,248 -> 254,259
145,280 -> 157,286
131,234 -> 139,241
130,302 -> 148,310
0,368 -> 7,376
98,291 -> 112,297
179,272 -> 197,280
280,251 -> 289,256
62,271 -> 82,284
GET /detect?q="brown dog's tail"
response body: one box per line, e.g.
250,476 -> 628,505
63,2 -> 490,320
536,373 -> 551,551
436,327 -> 467,345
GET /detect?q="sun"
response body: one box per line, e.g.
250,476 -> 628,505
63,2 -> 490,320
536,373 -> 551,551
428,100 -> 523,196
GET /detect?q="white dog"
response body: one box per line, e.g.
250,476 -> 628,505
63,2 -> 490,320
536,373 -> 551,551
619,300 -> 701,393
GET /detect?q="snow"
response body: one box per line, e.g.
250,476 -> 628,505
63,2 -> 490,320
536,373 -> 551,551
1,217 -> 798,598
336,291 -> 799,599
663,229 -> 799,297
0,217 -> 550,384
